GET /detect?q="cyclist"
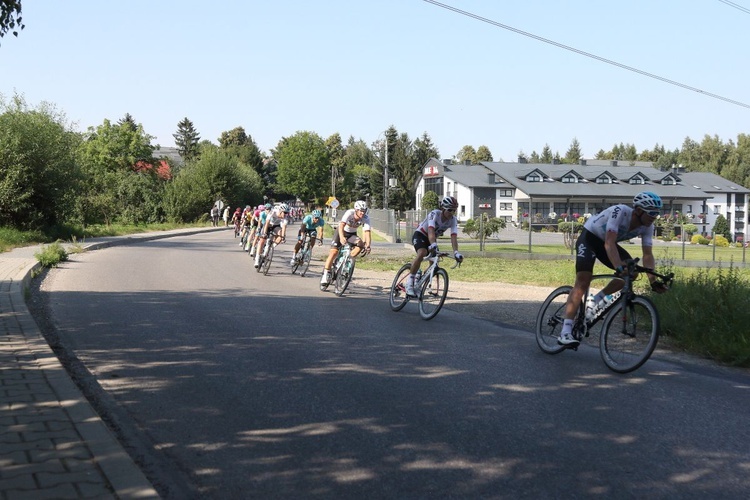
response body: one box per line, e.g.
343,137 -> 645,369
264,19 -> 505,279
249,203 -> 272,257
231,207 -> 242,236
320,200 -> 372,288
290,209 -> 325,265
244,204 -> 264,252
558,191 -> 668,346
254,203 -> 289,268
405,195 -> 464,296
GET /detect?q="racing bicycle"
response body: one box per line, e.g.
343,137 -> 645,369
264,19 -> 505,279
389,251 -> 462,320
291,232 -> 319,277
535,258 -> 674,373
320,243 -> 364,296
255,233 -> 283,276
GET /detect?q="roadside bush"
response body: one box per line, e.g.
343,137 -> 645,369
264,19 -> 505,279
713,235 -> 730,247
654,262 -> 750,367
691,234 -> 709,245
34,241 -> 68,268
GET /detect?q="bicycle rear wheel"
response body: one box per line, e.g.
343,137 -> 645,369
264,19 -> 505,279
334,257 -> 355,296
535,286 -> 572,354
261,243 -> 274,275
418,268 -> 448,320
389,264 -> 412,312
600,296 -> 659,373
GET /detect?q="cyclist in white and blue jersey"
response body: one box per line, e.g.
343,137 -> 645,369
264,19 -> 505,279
405,195 -> 464,296
253,203 -> 289,268
559,191 -> 668,346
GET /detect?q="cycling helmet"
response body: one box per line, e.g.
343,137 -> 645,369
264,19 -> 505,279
257,204 -> 264,210
633,191 -> 662,211
278,203 -> 290,212
264,203 -> 272,209
311,209 -> 322,218
354,200 -> 368,212
440,195 -> 459,210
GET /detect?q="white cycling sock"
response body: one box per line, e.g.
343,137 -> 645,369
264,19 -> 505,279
561,319 -> 574,335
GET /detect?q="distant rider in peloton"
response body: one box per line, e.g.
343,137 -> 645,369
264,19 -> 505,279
558,191 -> 668,347
406,195 -> 463,296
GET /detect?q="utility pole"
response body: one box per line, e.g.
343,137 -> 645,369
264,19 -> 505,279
383,136 -> 389,209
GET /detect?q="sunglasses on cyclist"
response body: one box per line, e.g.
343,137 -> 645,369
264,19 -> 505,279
643,210 -> 659,218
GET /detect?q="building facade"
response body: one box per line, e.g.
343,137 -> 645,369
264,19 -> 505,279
415,158 -> 749,241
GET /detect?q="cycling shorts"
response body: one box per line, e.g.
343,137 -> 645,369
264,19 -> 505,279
574,229 -> 632,273
264,224 -> 282,237
331,230 -> 359,249
411,231 -> 430,252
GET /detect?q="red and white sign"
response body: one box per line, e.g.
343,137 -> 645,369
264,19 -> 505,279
423,165 -> 439,177
479,203 -> 491,209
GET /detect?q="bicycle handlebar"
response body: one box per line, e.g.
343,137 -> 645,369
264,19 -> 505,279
624,258 -> 674,287
428,250 -> 462,269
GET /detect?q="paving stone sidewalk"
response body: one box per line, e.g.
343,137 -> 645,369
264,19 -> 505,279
0,227 -> 222,499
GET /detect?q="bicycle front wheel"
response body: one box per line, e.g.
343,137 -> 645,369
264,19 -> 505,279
389,264 -> 412,312
418,268 -> 448,320
334,257 -> 355,296
535,286 -> 572,354
262,244 -> 274,275
600,296 -> 659,373
300,249 -> 312,277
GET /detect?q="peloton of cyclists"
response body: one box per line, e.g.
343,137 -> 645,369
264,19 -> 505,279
320,200 -> 371,289
290,209 -> 325,266
249,203 -> 272,258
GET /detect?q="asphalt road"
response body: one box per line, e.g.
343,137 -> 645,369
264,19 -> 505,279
34,230 -> 750,499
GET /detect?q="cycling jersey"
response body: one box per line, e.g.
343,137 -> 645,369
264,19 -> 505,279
301,214 -> 325,232
584,205 -> 653,246
416,209 -> 458,237
266,208 -> 288,227
339,209 -> 371,233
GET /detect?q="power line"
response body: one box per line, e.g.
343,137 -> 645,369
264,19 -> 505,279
717,0 -> 750,15
422,0 -> 750,110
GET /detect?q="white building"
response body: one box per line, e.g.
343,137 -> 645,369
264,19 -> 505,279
415,158 -> 749,241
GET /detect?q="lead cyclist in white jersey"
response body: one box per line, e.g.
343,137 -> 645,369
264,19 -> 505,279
405,195 -> 464,296
558,191 -> 668,346
320,200 -> 372,288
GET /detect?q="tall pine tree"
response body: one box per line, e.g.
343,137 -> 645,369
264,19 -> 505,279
173,117 -> 201,161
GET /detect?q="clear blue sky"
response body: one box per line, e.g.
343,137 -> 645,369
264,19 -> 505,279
2,0 -> 748,161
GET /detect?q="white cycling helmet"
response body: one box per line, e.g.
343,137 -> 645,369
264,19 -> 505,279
440,195 -> 458,210
354,200 -> 368,212
278,203 -> 290,212
633,191 -> 662,211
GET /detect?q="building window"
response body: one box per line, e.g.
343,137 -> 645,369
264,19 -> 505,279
714,205 -> 720,215
424,177 -> 444,197
499,189 -> 514,197
562,175 -> 577,183
629,176 -> 644,185
526,173 -> 541,182
596,176 -> 611,184
498,203 -> 512,210
460,205 -> 465,216
661,177 -> 675,185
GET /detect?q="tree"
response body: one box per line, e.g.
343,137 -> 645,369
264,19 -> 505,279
163,147 -> 262,222
456,145 -> 476,164
421,190 -> 439,210
0,93 -> 81,229
0,0 -> 23,45
564,137 -> 583,164
712,214 -> 732,241
540,144 -> 553,163
173,117 -> 201,161
273,131 -> 329,203
217,126 -> 264,187
76,118 -> 158,226
475,145 -> 493,162
117,113 -> 137,132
